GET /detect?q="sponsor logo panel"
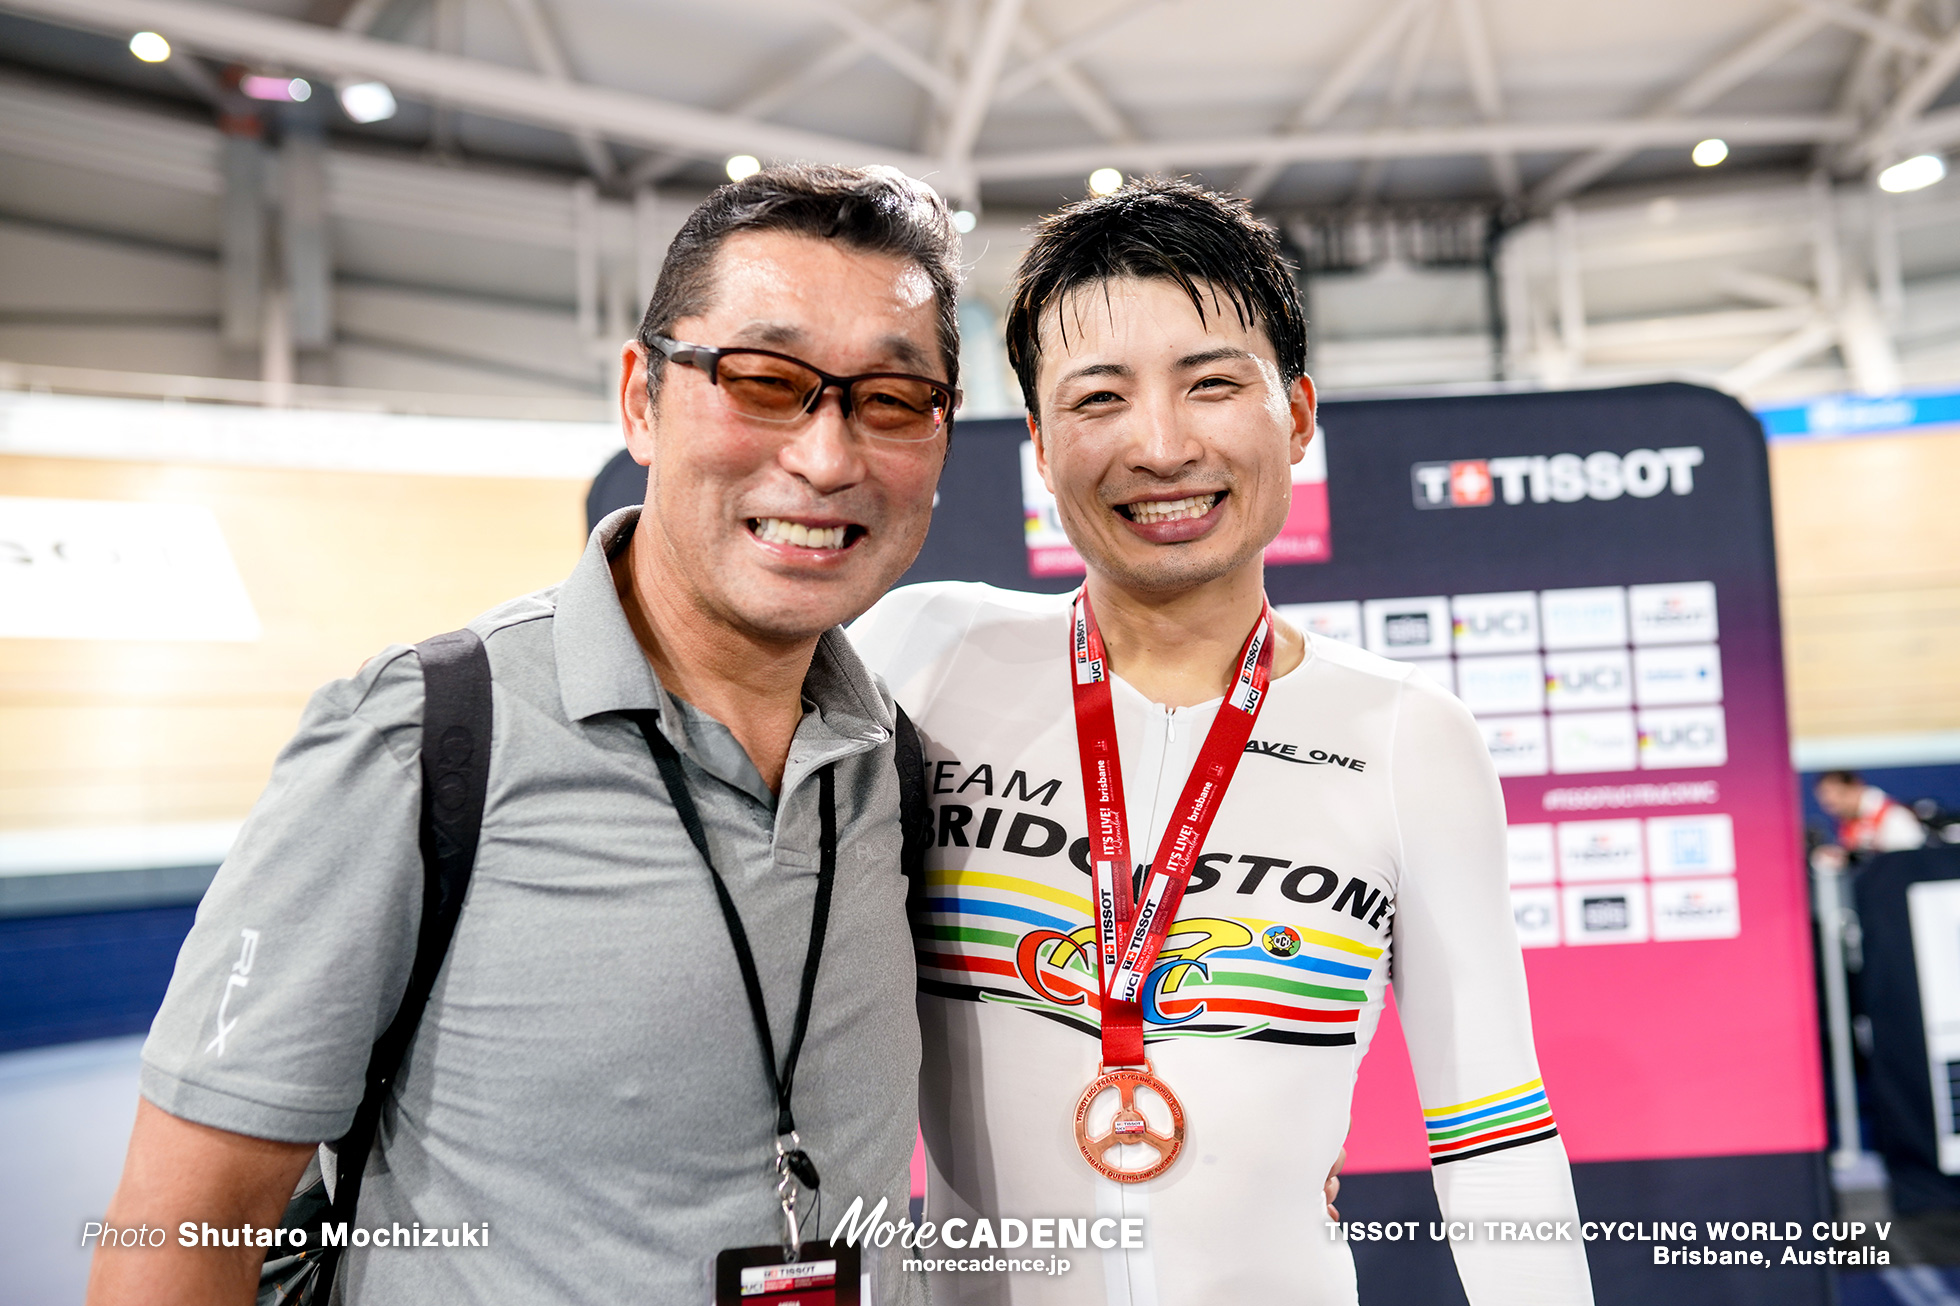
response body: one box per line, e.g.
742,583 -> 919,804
1362,596 -> 1452,658
1451,591 -> 1540,654
1628,581 -> 1719,645
1651,877 -> 1742,941
1549,710 -> 1638,774
1456,653 -> 1544,717
1638,707 -> 1728,770
1506,824 -> 1556,885
1633,643 -> 1723,706
1479,714 -> 1549,777
1277,600 -> 1361,648
1646,814 -> 1737,877
1512,887 -> 1561,948
1544,649 -> 1633,712
1562,881 -> 1650,946
1557,819 -> 1645,882
1540,587 -> 1628,650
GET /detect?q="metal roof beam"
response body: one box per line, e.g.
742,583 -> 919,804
1529,7 -> 1828,208
974,113 -> 1856,182
993,0 -> 1167,100
1796,0 -> 1934,56
1239,0 -> 1429,202
495,0 -> 616,180
1855,19 -> 1960,162
1010,11 -> 1137,143
0,0 -> 943,182
1449,0 -> 1519,199
1353,0 -> 1440,203
937,0 -> 1025,197
799,0 -> 953,102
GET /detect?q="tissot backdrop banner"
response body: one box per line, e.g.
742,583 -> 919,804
591,382 -> 1829,1303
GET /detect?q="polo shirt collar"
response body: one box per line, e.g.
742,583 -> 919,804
553,506 -> 894,790
554,506 -> 665,724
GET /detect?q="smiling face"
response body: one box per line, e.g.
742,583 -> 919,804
1030,275 -> 1315,598
618,229 -> 948,644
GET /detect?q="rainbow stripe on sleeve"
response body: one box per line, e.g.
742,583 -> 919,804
1423,1078 -> 1559,1164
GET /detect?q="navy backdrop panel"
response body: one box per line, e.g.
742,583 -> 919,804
1339,1154 -> 1833,1306
0,905 -> 197,1053
1854,845 -> 1960,1213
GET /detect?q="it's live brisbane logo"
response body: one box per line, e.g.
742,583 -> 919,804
1411,447 -> 1705,509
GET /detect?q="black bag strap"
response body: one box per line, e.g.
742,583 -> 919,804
893,704 -> 930,912
320,630 -> 492,1280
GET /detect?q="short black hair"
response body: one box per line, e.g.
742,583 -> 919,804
1818,770 -> 1863,786
637,163 -> 962,400
1004,177 -> 1306,419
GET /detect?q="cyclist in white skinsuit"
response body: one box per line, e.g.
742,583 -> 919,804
848,180 -> 1591,1305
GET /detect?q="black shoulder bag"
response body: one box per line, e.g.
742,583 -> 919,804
259,629 -> 493,1306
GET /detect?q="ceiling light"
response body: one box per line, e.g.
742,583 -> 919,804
1088,167 -> 1123,196
726,154 -> 762,182
1691,138 -> 1728,168
1878,154 -> 1946,194
952,209 -> 977,234
337,80 -> 397,124
129,31 -> 170,62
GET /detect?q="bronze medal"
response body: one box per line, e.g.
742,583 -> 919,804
1073,1061 -> 1186,1184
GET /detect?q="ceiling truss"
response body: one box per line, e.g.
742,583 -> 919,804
8,0 -> 1960,213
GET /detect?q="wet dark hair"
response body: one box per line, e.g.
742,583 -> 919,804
637,162 -> 962,401
1818,770 -> 1862,786
1005,177 -> 1306,420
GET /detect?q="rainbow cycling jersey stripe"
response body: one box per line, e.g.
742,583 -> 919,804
914,868 -> 1383,1048
1424,1078 -> 1559,1164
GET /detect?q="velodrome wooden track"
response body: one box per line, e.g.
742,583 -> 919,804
1770,430 -> 1960,744
0,455 -> 585,831
3,428 -> 1957,833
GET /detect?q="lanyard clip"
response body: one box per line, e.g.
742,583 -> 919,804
774,1131 -> 819,1259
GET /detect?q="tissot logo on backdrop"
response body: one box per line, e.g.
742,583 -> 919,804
1411,447 -> 1706,509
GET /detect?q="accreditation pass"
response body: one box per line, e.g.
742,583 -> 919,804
714,1244 -> 861,1305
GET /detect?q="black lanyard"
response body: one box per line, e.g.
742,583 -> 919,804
630,712 -> 834,1193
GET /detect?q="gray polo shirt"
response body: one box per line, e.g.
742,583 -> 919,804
141,506 -> 920,1303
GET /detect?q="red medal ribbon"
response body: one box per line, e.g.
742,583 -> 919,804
1069,590 -> 1276,1068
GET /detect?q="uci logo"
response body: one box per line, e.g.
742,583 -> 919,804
1642,723 -> 1720,749
1455,611 -> 1530,639
1548,666 -> 1625,694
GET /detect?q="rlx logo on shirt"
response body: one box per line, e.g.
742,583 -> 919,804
1243,740 -> 1367,772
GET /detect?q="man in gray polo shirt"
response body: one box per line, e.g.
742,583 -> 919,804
88,164 -> 960,1305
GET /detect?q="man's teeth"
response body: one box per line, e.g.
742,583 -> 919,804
753,518 -> 849,549
1126,493 -> 1219,524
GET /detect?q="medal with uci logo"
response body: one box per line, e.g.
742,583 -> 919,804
1067,591 -> 1275,1183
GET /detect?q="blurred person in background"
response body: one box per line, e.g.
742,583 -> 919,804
86,162 -> 960,1306
1814,770 -> 1927,870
